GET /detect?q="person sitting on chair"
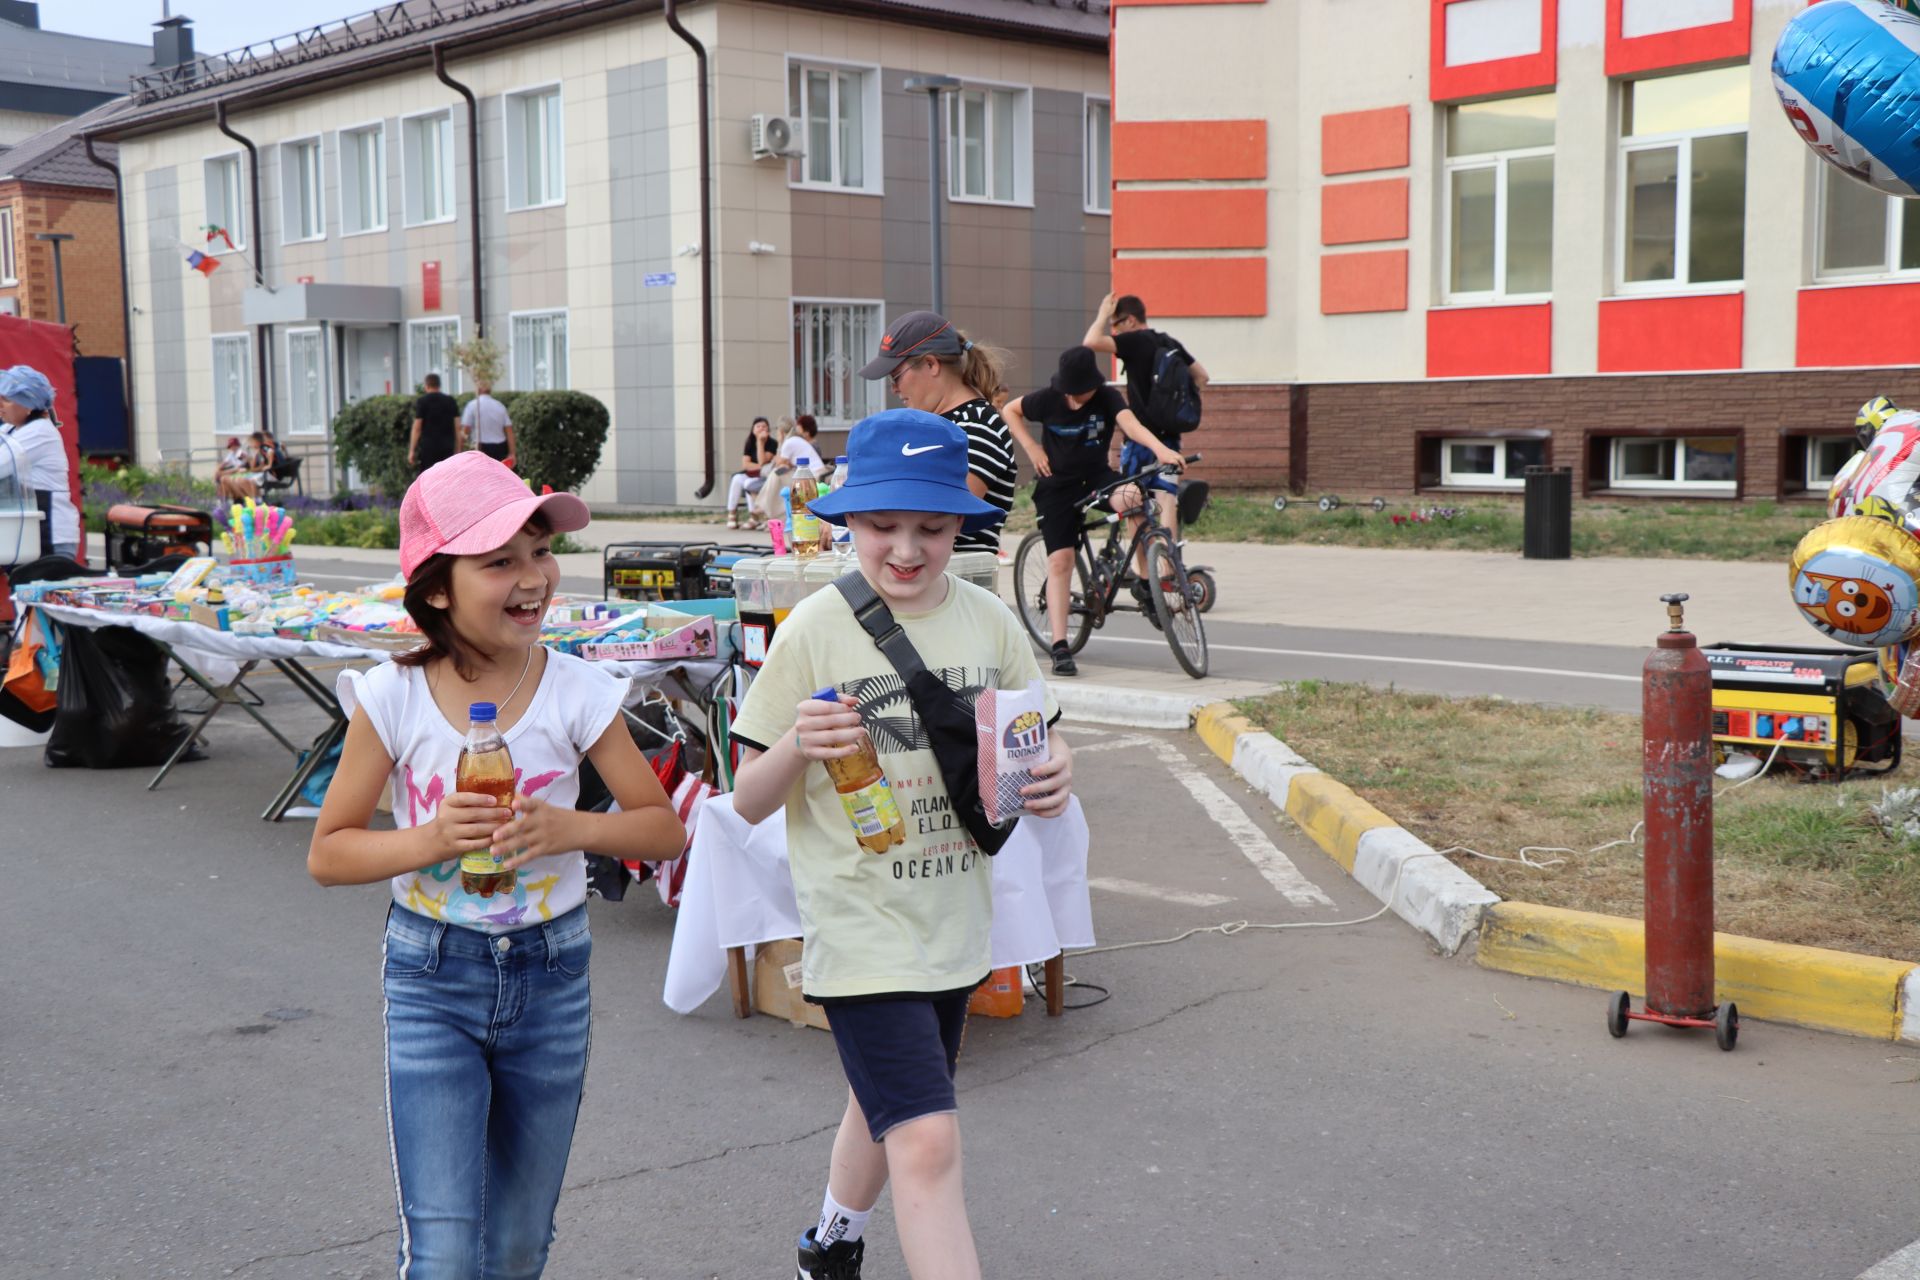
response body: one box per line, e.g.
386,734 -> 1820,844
0,364 -> 81,561
220,431 -> 274,502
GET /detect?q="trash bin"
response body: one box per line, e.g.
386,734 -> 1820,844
1523,465 -> 1572,560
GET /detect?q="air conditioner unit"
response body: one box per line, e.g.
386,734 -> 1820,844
750,113 -> 805,161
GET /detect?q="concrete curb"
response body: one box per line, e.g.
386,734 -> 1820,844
1050,681 -> 1208,730
1192,702 -> 1498,954
1195,699 -> 1920,1044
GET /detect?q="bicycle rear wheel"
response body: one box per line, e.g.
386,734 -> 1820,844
1012,532 -> 1094,656
1144,533 -> 1209,678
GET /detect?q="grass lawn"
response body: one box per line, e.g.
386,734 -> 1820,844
1236,682 -> 1920,961
1183,495 -> 1824,562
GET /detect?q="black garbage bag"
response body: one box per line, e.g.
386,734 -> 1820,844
44,625 -> 197,769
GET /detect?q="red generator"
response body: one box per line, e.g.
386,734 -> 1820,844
104,503 -> 215,572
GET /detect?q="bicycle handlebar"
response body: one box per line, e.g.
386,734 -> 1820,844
1077,452 -> 1203,510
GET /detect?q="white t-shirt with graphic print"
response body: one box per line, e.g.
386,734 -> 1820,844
338,650 -> 626,933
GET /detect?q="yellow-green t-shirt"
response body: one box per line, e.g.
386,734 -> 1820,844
730,573 -> 1057,1000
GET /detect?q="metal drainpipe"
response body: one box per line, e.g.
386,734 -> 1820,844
432,44 -> 484,341
215,100 -> 271,439
663,0 -> 717,499
81,132 -> 137,458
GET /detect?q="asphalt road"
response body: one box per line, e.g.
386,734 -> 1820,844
6,682 -> 1919,1279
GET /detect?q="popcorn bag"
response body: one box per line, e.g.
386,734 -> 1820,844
976,680 -> 1049,828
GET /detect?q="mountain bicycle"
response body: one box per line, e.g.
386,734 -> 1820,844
1010,455 -> 1208,679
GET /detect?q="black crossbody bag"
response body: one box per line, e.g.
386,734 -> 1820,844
832,572 -> 1015,856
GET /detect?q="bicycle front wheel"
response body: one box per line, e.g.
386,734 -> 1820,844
1144,533 -> 1209,679
1012,532 -> 1094,655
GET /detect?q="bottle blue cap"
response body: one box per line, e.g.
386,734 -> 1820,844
470,702 -> 498,721
811,687 -> 841,704
836,455 -> 849,464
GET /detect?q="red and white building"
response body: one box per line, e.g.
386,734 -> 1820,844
1110,0 -> 1919,501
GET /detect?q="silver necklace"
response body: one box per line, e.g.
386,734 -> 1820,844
496,646 -> 537,713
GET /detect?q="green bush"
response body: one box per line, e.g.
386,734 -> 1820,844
496,390 -> 609,494
330,395 -> 415,498
297,507 -> 402,549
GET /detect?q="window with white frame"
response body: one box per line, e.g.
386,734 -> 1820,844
511,310 -> 568,390
1445,93 -> 1554,300
280,138 -> 324,242
212,334 -> 254,434
403,110 -> 456,226
410,318 -> 461,393
286,329 -> 327,436
506,87 -> 564,210
1807,435 -> 1856,487
1607,435 -> 1737,490
1619,65 -> 1747,290
788,61 -> 878,192
204,154 -> 246,250
793,301 -> 884,426
948,85 -> 1030,204
340,123 -> 387,235
0,206 -> 15,284
1439,436 -> 1546,488
1817,165 -> 1920,279
1085,97 -> 1111,214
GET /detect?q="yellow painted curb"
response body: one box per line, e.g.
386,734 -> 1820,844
1193,701 -> 1252,765
1283,772 -> 1395,874
1479,902 -> 1917,1040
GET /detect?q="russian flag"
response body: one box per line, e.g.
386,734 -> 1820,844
185,248 -> 218,277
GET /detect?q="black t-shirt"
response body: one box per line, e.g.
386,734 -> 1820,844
1113,328 -> 1193,441
1019,384 -> 1129,485
740,431 -> 774,470
942,398 -> 1017,552
414,392 -> 461,457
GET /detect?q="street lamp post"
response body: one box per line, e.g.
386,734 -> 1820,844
33,233 -> 75,324
903,74 -> 960,315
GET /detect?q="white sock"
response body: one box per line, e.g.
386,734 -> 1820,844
816,1189 -> 872,1247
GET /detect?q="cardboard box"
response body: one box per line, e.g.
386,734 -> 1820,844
752,938 -> 830,1031
581,612 -> 718,662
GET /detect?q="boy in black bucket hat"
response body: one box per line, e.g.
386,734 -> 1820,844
1003,346 -> 1186,675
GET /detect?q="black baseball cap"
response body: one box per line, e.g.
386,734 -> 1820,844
1051,346 -> 1105,396
860,310 -> 967,380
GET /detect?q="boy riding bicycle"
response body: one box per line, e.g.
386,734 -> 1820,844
1002,346 -> 1184,677
1080,292 -> 1210,547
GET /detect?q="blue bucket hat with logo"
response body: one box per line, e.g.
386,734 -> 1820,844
807,408 -> 1005,533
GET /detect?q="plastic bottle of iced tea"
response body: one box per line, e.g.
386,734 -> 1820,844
456,701 -> 519,897
789,473 -> 826,560
812,688 -> 907,854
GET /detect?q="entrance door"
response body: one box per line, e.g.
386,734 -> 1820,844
344,325 -> 398,403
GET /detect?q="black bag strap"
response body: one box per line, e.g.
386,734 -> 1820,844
834,570 -> 932,684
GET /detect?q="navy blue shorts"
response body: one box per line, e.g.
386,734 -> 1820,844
823,991 -> 974,1141
1120,440 -> 1180,495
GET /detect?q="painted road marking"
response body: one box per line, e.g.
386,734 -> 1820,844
1087,635 -> 1639,684
1860,1240 -> 1920,1279
1073,734 -> 1157,755
1146,737 -> 1335,908
1089,876 -> 1235,908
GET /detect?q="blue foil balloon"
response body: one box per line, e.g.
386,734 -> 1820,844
1774,0 -> 1920,197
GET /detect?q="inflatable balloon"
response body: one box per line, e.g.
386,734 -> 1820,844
1774,0 -> 1920,197
1831,408 -> 1920,525
1790,515 -> 1920,647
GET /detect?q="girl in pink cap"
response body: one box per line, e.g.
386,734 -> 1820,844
308,452 -> 686,1279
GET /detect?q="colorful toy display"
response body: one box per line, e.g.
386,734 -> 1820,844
1775,1 -> 1920,197
221,497 -> 296,561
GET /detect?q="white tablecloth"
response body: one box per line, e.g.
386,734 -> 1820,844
662,793 -> 1094,1014
33,602 -> 389,666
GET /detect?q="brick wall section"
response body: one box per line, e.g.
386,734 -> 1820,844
1204,370 -> 1920,500
0,180 -> 126,360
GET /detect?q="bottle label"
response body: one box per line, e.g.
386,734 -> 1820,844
791,509 -> 822,544
839,780 -> 902,839
460,848 -> 506,876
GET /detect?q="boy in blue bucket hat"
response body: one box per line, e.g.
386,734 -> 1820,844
730,408 -> 1076,1280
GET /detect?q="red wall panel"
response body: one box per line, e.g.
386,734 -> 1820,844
1427,304 -> 1553,376
1796,283 -> 1920,367
1115,189 -> 1267,250
1320,250 -> 1409,314
1605,0 -> 1751,77
1430,0 -> 1558,102
1321,178 -> 1409,245
1113,120 -> 1267,181
1597,293 -> 1744,372
1114,256 -> 1268,317
1321,107 -> 1410,176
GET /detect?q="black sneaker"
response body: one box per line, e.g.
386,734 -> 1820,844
1050,641 -> 1078,677
797,1226 -> 865,1279
1130,577 -> 1163,630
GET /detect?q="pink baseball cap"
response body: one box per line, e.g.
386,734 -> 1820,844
399,452 -> 590,579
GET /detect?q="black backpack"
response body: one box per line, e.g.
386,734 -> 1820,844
1144,337 -> 1203,437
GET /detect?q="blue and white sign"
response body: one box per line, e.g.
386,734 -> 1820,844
1774,0 -> 1920,198
643,272 -> 678,287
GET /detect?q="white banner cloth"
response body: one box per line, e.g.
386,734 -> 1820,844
662,792 -> 1094,1014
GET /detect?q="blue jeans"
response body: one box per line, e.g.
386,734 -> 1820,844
1119,440 -> 1180,494
382,903 -> 592,1279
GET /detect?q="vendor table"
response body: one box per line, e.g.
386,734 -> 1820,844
664,791 -> 1094,1019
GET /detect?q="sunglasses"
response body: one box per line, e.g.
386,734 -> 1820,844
887,360 -> 924,392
